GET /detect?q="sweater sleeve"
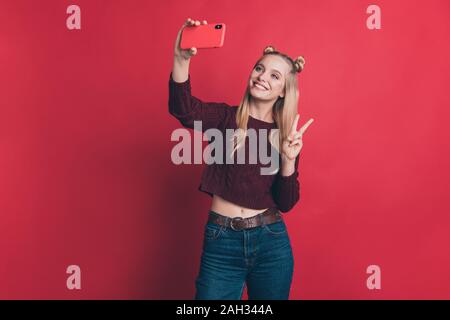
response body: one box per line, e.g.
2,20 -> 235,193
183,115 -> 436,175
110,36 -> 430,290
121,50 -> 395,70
168,72 -> 231,131
271,154 -> 300,213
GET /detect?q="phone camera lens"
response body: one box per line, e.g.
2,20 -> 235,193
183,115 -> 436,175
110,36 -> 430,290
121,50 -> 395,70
215,24 -> 222,29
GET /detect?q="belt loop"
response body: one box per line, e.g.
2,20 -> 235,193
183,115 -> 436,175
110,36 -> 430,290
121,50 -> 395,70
226,216 -> 232,229
260,212 -> 266,227
275,210 -> 281,222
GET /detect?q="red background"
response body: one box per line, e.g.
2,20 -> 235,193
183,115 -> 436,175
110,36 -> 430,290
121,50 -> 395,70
1,0 -> 450,299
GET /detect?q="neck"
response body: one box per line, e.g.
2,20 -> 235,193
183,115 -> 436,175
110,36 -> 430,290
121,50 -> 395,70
248,98 -> 275,123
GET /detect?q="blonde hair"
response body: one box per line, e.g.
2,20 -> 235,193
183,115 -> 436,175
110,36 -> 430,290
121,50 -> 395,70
230,45 -> 306,158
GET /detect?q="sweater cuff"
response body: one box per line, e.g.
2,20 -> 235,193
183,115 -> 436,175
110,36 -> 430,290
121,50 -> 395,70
169,71 -> 191,86
276,170 -> 298,186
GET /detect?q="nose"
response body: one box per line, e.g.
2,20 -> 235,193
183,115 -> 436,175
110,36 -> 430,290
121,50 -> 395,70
257,71 -> 269,83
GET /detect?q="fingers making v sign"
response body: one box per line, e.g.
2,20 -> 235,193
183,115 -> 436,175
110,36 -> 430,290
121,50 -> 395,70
281,114 -> 314,161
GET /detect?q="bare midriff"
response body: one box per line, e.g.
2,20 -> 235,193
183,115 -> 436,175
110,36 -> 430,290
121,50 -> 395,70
210,194 -> 268,218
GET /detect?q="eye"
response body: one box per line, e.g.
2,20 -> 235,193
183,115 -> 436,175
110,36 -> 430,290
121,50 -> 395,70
255,65 -> 262,72
272,74 -> 279,80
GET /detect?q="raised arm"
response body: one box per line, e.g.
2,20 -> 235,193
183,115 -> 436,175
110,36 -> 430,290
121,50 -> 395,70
169,18 -> 230,131
172,18 -> 200,83
272,115 -> 314,212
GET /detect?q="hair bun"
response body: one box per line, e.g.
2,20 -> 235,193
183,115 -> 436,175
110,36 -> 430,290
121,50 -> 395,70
263,45 -> 276,54
293,55 -> 306,73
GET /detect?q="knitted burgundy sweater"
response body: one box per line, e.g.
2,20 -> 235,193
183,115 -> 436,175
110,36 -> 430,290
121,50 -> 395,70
168,72 -> 300,212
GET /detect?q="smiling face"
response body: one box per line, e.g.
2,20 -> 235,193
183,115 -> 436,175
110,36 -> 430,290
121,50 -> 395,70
248,54 -> 292,102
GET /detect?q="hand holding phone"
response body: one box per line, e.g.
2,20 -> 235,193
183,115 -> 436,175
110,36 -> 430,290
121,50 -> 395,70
174,18 -> 207,61
174,18 -> 225,61
180,22 -> 226,50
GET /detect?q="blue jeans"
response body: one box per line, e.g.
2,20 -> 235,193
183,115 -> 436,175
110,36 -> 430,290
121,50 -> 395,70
195,210 -> 294,300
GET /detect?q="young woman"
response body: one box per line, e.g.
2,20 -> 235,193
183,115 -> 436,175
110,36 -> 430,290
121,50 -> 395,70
169,18 -> 314,300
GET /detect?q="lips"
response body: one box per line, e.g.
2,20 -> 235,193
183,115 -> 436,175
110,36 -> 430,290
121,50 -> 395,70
253,81 -> 269,91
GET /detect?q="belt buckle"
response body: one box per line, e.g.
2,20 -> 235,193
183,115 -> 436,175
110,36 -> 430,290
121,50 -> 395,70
230,217 -> 244,231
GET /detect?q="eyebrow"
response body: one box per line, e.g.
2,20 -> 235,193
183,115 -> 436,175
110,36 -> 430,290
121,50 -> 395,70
256,63 -> 282,77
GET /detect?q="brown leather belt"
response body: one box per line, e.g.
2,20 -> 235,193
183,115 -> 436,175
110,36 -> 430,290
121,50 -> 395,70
208,207 -> 282,231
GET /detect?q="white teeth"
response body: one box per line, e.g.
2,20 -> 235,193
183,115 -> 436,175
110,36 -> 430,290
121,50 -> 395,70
254,83 -> 267,90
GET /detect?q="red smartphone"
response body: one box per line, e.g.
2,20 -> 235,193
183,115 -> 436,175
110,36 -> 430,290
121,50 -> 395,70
180,23 -> 226,49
